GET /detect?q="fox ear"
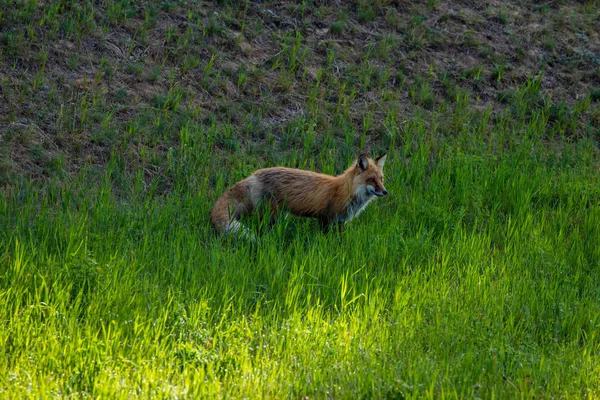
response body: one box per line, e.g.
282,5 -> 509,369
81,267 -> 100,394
375,152 -> 387,168
357,154 -> 368,171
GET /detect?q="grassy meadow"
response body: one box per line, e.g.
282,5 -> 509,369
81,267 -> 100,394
2,1 -> 600,398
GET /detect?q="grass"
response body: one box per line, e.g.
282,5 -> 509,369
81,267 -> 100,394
1,0 -> 600,398
2,105 -> 600,397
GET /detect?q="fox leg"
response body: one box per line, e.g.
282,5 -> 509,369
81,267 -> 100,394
318,217 -> 332,232
318,217 -> 344,235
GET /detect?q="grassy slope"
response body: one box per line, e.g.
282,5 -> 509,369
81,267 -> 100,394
1,0 -> 600,398
1,0 -> 599,185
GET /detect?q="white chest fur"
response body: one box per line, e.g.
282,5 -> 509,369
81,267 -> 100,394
333,186 -> 376,224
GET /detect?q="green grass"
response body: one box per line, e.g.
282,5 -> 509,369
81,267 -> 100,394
1,0 -> 600,398
2,107 -> 600,397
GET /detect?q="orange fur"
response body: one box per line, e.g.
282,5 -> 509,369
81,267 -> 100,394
210,153 -> 388,237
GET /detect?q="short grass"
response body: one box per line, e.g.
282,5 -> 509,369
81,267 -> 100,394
2,1 -> 600,398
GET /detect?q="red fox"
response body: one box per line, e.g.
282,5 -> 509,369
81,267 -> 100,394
210,153 -> 388,239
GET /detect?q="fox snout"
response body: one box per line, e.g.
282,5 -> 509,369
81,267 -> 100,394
367,185 -> 388,197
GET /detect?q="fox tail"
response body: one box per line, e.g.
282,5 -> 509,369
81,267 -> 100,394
210,187 -> 257,243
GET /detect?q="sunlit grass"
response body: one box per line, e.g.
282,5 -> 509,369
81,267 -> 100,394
2,105 -> 600,397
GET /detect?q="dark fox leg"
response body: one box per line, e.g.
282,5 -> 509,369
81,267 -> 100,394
318,217 -> 336,232
318,217 -> 344,235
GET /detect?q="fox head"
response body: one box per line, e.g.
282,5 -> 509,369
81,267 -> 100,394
354,153 -> 388,197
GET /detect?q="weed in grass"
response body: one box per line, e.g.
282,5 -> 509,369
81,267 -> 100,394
274,31 -> 309,75
115,87 -> 127,102
410,75 -> 435,110
66,54 -> 81,70
373,33 -> 399,60
497,89 -> 514,104
498,7 -> 510,25
384,8 -> 400,28
542,35 -> 556,51
514,45 -> 526,61
357,1 -> 376,23
237,69 -> 248,88
462,66 -> 484,86
149,65 -> 161,82
461,29 -> 480,49
406,14 -> 434,49
330,20 -> 346,35
491,63 -> 506,85
125,63 -> 144,76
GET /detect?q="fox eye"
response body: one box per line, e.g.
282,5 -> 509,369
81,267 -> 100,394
367,178 -> 375,184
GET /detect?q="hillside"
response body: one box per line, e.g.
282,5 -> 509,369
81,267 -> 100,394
1,0 -> 599,188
